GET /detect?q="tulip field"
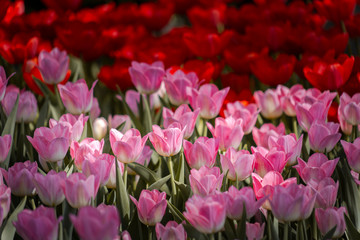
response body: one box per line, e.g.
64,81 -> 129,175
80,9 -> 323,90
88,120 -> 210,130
1,0 -> 360,239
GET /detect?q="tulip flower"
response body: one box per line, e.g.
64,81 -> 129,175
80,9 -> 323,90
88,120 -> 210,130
220,148 -> 254,181
207,116 -> 244,151
108,114 -> 131,133
70,138 -> 104,170
313,177 -> 339,209
155,221 -> 187,240
63,173 -> 99,208
189,166 -> 223,196
128,61 -> 165,94
0,185 -> 11,226
58,79 -> 97,115
37,47 -> 69,85
163,105 -> 199,139
254,88 -> 283,119
0,66 -> 14,101
183,194 -> 226,234
187,83 -> 229,119
308,121 -> 341,153
183,137 -> 219,169
70,204 -> 120,240
295,101 -> 331,132
252,122 -> 285,149
252,146 -> 287,177
148,125 -> 184,157
130,189 -> 167,226
1,160 -> 37,196
110,128 -> 148,164
49,113 -> 88,142
0,135 -> 11,163
280,84 -> 306,117
268,134 -> 303,166
92,117 -> 108,140
246,222 -> 265,240
315,207 -> 347,238
314,0 -> 355,23
338,92 -> 360,126
13,206 -> 62,240
90,97 -> 101,120
33,170 -> 66,207
106,160 -> 124,189
82,153 -> 114,187
341,138 -> 360,173
127,145 -> 153,175
224,102 -> 259,134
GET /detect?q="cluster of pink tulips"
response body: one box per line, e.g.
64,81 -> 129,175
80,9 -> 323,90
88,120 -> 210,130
1,43 -> 360,240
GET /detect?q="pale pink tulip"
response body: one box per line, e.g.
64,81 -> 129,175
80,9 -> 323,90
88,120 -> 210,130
303,89 -> 336,107
338,92 -> 360,126
187,84 -> 229,119
38,47 -> 69,84
155,221 -> 187,240
0,135 -> 11,163
82,153 -> 114,187
252,146 -> 287,177
220,147 -> 254,181
0,185 -> 11,225
338,107 -> 353,135
189,166 -> 223,196
308,121 -> 341,152
0,66 -> 14,101
49,113 -> 88,142
341,138 -> 360,173
252,122 -> 285,149
183,137 -> 219,170
122,231 -> 132,240
315,207 -> 346,238
92,117 -> 108,140
108,114 -> 131,133
313,177 -> 339,209
246,222 -> 265,240
295,101 -> 330,132
254,88 -> 282,119
268,134 -> 303,166
70,138 -> 104,170
130,189 -> 167,226
148,125 -> 184,157
224,101 -> 259,134
58,79 -> 97,115
129,61 -> 165,94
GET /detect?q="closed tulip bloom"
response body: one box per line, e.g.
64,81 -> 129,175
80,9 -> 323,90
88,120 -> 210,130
110,128 -> 148,164
339,92 -> 360,126
220,147 -> 254,181
148,125 -> 184,157
313,177 -> 339,209
163,105 -> 199,139
270,183 -> 316,222
33,170 -> 66,207
70,204 -> 120,240
224,102 -> 259,134
70,138 -> 104,170
246,222 -> 265,240
38,47 -> 69,85
164,69 -> 199,106
0,185 -> 11,226
308,121 -> 341,153
82,153 -> 114,187
92,117 -> 108,140
252,123 -> 285,149
295,101 -> 331,132
252,146 -> 287,177
268,134 -> 303,166
207,116 -> 244,151
130,189 -> 167,226
341,138 -> 360,173
225,186 -> 265,220
0,135 -> 11,163
315,207 -> 346,238
122,230 -> 132,240
280,84 -> 306,117
129,61 -> 165,94
183,194 -> 226,234
187,84 -> 230,119
254,88 -> 282,119
0,66 -> 14,101
183,137 -> 219,169
294,153 -> 339,187
49,113 -> 88,142
189,166 -> 223,196
58,79 -> 97,115
155,221 -> 187,240
63,173 -> 99,208
338,106 -> 353,135
1,160 -> 37,196
13,206 -> 62,240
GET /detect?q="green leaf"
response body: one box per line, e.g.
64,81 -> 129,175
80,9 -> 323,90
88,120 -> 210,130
1,196 -> 27,240
116,160 -> 130,227
322,226 -> 337,240
175,153 -> 184,183
236,204 -> 247,240
36,99 -> 49,128
345,214 -> 360,239
174,181 -> 191,200
128,162 -> 158,184
33,76 -> 54,100
147,174 -> 171,191
142,94 -> 152,134
183,224 -> 206,240
224,219 -> 237,240
167,200 -> 188,223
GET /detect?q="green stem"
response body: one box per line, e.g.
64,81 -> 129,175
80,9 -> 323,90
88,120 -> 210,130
209,233 -> 215,240
312,212 -> 318,240
353,125 -> 358,142
293,117 -> 299,140
167,156 -> 177,204
144,94 -> 153,134
148,226 -> 152,240
30,198 -> 36,210
123,163 -> 128,191
202,118 -> 208,137
283,222 -> 288,240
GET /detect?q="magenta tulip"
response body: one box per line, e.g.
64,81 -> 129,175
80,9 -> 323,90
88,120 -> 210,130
148,125 -> 184,157
129,61 -> 165,94
315,207 -> 346,238
0,135 -> 11,163
252,122 -> 285,149
70,138 -> 104,170
38,47 -> 69,84
308,121 -> 341,153
220,147 -> 254,181
189,166 -> 223,196
224,101 -> 259,134
82,153 -> 114,187
183,137 -> 219,170
341,138 -> 360,173
155,221 -> 187,240
295,101 -> 330,132
49,113 -> 88,142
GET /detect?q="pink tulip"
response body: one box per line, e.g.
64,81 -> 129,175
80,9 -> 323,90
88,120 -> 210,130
0,66 -> 14,101
106,160 -> 124,189
252,146 -> 287,177
122,231 -> 132,240
341,138 -> 360,173
225,186 -> 265,220
254,88 -> 282,119
58,79 -> 97,115
315,207 -> 346,238
280,84 -> 306,117
33,170 -> 66,207
268,134 -> 303,166
38,47 -> 69,84
1,160 -> 37,196
0,134 -> 11,163
207,116 -> 244,151
187,84 -> 229,119
295,101 -> 330,132
49,113 -> 88,142
164,69 -> 199,106
252,122 -> 285,149
220,147 -> 254,181
338,92 -> 360,126
155,221 -> 187,240
183,137 -> 219,170
70,138 -> 104,170
92,117 -> 108,140
351,170 -> 360,185
129,61 -> 165,94
163,105 -> 199,139
63,172 -> 100,208
82,153 -> 114,187
127,145 -> 153,175
90,97 -> 101,121
148,125 -> 184,157
224,101 -> 259,134
110,128 -> 148,164
189,166 -> 223,196
70,204 -> 120,240
252,171 -> 297,210
270,183 -> 316,222
338,107 -> 353,135
294,153 -> 339,187
246,222 -> 265,240
308,121 -> 341,152
108,114 -> 131,133
13,206 -> 62,240
313,177 -> 339,209
0,185 -> 11,226
183,194 -> 227,234
130,189 -> 167,226
2,85 -> 38,123
303,89 -> 337,106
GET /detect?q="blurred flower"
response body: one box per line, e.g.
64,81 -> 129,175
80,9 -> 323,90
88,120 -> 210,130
92,117 -> 108,140
0,66 -> 14,101
155,221 -> 187,240
338,92 -> 360,126
313,177 -> 339,209
315,207 -> 347,238
0,135 -> 11,163
341,138 -> 360,173
0,185 -> 10,226
246,222 -> 265,240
